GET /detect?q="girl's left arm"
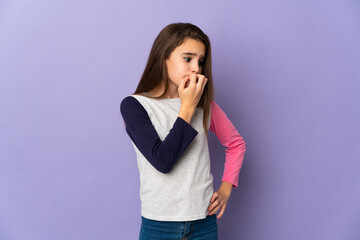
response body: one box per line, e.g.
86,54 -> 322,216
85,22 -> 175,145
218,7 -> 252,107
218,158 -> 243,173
209,100 -> 246,189
207,100 -> 246,218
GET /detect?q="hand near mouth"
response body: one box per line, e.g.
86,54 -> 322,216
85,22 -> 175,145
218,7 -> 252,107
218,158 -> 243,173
177,73 -> 208,124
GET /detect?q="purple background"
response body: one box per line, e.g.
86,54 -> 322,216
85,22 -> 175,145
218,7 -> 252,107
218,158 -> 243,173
1,1 -> 359,239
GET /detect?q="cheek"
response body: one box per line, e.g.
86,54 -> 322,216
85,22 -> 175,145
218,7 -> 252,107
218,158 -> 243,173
166,61 -> 174,77
171,63 -> 184,77
167,60 -> 188,83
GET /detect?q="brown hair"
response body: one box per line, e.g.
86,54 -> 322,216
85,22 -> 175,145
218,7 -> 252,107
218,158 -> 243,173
133,22 -> 214,136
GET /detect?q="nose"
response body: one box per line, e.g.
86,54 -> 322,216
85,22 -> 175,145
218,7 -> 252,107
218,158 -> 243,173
191,62 -> 201,74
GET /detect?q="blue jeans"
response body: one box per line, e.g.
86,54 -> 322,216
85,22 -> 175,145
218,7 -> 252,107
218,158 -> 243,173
139,214 -> 218,240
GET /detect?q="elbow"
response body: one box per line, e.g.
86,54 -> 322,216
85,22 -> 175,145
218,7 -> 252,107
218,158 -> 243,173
151,157 -> 173,174
151,147 -> 176,174
228,136 -> 246,152
240,138 -> 246,152
156,164 -> 172,174
237,134 -> 246,152
159,167 -> 171,174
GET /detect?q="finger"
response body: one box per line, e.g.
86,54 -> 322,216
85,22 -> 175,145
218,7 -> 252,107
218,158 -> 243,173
208,194 -> 218,211
210,192 -> 218,203
178,76 -> 187,91
208,194 -> 224,212
183,75 -> 190,88
210,198 -> 224,214
209,204 -> 221,216
208,200 -> 219,213
189,73 -> 197,88
195,74 -> 205,86
217,204 -> 227,219
201,77 -> 208,89
208,196 -> 222,212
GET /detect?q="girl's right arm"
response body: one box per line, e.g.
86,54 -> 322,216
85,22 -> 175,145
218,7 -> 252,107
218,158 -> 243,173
120,74 -> 207,174
120,96 -> 198,174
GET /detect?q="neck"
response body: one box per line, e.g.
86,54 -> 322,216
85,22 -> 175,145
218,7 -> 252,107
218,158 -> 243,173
148,81 -> 179,98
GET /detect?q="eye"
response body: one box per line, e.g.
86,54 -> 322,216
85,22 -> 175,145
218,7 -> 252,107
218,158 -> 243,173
184,57 -> 204,66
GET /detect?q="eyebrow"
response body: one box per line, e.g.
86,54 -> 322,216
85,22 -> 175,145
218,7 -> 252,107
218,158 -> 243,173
181,52 -> 205,59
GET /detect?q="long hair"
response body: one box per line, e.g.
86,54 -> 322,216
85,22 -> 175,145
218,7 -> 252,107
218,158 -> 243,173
133,22 -> 214,136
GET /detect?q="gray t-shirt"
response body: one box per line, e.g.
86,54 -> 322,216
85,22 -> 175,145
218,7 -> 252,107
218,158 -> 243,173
125,94 -> 213,221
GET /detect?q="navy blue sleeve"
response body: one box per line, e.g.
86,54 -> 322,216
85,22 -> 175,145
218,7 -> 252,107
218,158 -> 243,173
120,96 -> 198,173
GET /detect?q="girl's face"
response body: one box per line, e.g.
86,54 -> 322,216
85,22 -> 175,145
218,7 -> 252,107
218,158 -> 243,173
165,38 -> 206,87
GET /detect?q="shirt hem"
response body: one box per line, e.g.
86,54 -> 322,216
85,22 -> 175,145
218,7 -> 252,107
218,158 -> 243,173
141,211 -> 209,222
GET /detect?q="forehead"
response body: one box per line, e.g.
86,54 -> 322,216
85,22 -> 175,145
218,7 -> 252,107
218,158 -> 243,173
174,38 -> 205,55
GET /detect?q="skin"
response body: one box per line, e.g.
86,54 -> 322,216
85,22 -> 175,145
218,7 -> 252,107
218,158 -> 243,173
148,38 -> 206,100
148,38 -> 233,219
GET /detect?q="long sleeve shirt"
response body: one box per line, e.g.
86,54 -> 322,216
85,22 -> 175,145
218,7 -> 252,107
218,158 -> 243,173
209,100 -> 246,187
120,94 -> 246,221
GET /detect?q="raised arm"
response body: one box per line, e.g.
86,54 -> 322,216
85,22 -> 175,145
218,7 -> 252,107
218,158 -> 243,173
120,96 -> 198,173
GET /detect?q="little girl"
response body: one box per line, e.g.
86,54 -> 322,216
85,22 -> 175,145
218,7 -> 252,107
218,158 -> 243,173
120,22 -> 246,240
